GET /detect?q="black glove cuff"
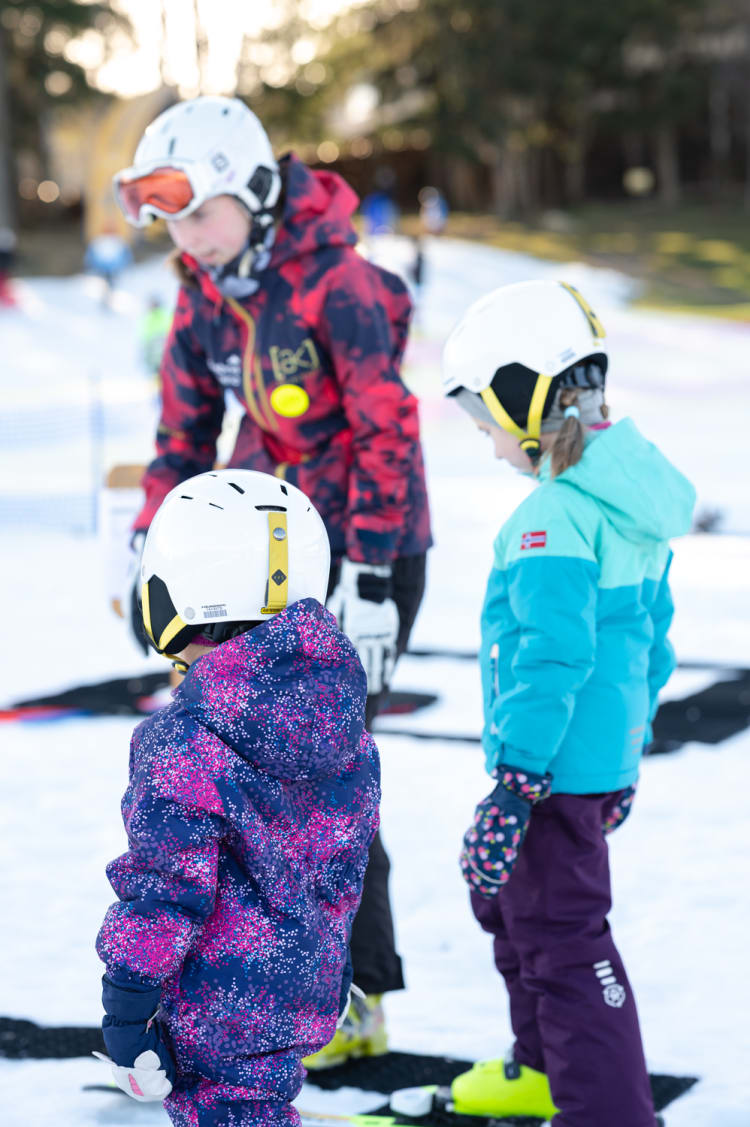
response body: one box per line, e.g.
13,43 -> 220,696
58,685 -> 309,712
356,569 -> 392,604
102,974 -> 161,1022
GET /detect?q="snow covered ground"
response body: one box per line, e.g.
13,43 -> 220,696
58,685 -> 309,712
1,236 -> 750,1125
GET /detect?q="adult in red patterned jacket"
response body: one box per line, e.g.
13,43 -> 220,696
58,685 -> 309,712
114,95 -> 432,1065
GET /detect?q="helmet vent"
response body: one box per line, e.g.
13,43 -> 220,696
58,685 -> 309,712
208,502 -> 223,509
180,494 -> 193,500
280,484 -> 288,495
228,482 -> 245,494
168,136 -> 177,156
255,504 -> 286,512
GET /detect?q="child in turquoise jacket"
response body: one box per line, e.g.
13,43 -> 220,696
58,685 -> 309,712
441,280 -> 695,1127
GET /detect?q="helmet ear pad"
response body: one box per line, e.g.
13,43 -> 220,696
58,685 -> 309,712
489,363 -> 558,430
141,573 -> 201,655
489,358 -> 607,429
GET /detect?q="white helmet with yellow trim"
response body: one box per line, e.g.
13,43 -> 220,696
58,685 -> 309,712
139,470 -> 330,662
442,279 -> 608,462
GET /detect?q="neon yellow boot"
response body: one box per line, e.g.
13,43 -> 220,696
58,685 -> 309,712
303,993 -> 388,1070
451,1056 -> 559,1120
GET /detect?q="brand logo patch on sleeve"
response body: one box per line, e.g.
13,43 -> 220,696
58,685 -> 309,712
520,530 -> 547,550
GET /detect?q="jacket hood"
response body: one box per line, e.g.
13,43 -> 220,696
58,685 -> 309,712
176,598 -> 367,781
269,152 -> 359,266
541,418 -> 695,543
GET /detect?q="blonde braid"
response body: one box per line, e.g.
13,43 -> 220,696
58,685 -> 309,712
549,388 -> 586,479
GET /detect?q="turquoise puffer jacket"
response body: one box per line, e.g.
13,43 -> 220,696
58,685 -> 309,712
480,419 -> 695,793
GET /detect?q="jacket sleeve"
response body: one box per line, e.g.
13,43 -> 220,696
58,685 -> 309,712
318,256 -> 419,564
486,524 -> 599,777
96,752 -> 224,988
645,551 -> 677,744
134,285 -> 225,531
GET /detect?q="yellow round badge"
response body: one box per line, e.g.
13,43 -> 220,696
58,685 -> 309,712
270,383 -> 310,418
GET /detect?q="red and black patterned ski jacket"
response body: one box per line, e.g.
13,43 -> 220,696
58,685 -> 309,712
135,153 -> 432,565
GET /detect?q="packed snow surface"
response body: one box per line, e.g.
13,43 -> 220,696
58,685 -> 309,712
2,236 -> 749,1125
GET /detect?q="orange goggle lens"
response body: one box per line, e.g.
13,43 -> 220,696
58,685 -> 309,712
118,168 -> 195,222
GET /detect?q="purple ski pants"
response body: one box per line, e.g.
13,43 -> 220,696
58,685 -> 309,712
471,791 -> 657,1127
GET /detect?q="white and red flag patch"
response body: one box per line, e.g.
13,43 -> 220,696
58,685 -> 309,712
520,530 -> 547,550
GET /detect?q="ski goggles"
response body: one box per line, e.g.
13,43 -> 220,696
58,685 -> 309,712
114,165 -> 210,227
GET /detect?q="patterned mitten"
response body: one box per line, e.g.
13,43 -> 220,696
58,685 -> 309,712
602,782 -> 638,836
460,765 -> 552,897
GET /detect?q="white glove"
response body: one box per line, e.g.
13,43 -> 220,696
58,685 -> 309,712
92,1049 -> 172,1102
97,485 -> 144,617
328,559 -> 399,695
124,531 -> 151,655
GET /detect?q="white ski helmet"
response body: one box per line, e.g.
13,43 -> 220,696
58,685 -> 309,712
139,470 -> 330,659
114,96 -> 281,229
442,279 -> 608,462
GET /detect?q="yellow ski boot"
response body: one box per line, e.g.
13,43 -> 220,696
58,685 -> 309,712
303,993 -> 388,1070
450,1055 -> 559,1120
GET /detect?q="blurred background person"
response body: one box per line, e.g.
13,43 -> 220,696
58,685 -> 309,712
138,293 -> 172,388
418,185 -> 449,236
0,227 -> 18,307
360,166 -> 400,238
84,225 -> 133,307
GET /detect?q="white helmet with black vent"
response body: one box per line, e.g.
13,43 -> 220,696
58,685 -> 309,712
442,280 -> 608,462
114,96 -> 281,229
139,470 -> 330,660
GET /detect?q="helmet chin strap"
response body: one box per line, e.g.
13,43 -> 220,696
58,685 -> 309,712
207,212 -> 276,299
480,372 -> 553,464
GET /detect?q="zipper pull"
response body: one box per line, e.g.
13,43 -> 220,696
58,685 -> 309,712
489,642 -> 500,699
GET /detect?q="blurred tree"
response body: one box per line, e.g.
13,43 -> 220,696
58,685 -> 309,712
234,0 -> 343,151
333,0 -> 713,214
0,0 -> 131,228
247,0 -> 724,215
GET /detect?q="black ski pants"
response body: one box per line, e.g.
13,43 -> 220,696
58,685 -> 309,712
327,552 -> 427,995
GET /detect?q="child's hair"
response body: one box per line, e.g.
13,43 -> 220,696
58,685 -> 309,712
549,388 -> 586,479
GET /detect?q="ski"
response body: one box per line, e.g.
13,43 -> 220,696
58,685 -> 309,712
388,1084 -> 543,1125
301,1107 -> 540,1127
299,1114 -> 398,1126
81,1084 -> 528,1125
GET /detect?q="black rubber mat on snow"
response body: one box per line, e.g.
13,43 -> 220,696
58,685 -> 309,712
0,1016 -> 105,1059
304,1050 -> 698,1115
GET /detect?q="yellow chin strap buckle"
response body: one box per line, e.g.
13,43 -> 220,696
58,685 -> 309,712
480,372 -> 553,463
261,510 -> 289,615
